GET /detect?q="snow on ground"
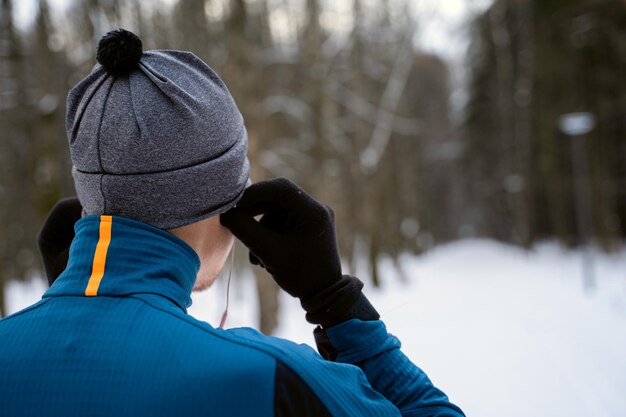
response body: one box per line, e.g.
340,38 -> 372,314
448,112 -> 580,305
6,239 -> 626,417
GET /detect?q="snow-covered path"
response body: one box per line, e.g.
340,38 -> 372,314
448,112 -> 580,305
7,239 -> 626,417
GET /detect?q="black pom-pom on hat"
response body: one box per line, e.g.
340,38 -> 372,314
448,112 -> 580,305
96,29 -> 143,77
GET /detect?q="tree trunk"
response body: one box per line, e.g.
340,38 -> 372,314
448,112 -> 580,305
255,271 -> 280,335
0,273 -> 5,318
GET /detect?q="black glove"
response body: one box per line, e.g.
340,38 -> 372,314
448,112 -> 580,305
37,197 -> 83,286
220,178 -> 378,327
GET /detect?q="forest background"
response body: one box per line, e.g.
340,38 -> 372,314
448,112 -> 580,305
1,0 -> 624,333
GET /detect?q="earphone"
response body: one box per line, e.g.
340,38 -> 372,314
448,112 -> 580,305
218,242 -> 236,329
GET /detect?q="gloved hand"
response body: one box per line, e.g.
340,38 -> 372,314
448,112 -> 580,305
221,177 -> 341,299
220,178 -> 378,327
37,197 -> 83,286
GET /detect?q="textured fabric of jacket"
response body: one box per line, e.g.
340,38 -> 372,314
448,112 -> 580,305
0,215 -> 464,417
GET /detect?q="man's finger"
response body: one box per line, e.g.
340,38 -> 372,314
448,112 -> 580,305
235,178 -> 318,216
220,207 -> 278,257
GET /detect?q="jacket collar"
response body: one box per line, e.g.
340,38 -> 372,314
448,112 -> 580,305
44,215 -> 200,311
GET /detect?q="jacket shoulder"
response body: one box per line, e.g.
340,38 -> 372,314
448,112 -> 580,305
150,309 -> 332,417
221,326 -> 400,417
156,309 -> 397,416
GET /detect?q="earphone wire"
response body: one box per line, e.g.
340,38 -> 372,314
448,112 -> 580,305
218,243 -> 235,329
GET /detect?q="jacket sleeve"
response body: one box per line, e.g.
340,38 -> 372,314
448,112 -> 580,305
314,318 -> 465,417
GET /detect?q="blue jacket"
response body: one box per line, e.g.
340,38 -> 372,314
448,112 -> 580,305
0,215 -> 464,417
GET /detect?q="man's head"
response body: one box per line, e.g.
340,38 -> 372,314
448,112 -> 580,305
66,29 -> 249,288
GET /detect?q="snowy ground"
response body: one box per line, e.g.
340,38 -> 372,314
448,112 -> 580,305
6,239 -> 626,417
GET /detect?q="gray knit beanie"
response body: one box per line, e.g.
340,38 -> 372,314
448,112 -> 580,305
66,29 -> 250,230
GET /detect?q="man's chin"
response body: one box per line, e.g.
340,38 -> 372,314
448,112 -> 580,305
192,276 -> 216,292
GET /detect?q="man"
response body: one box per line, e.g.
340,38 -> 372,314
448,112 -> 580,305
0,29 -> 464,417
